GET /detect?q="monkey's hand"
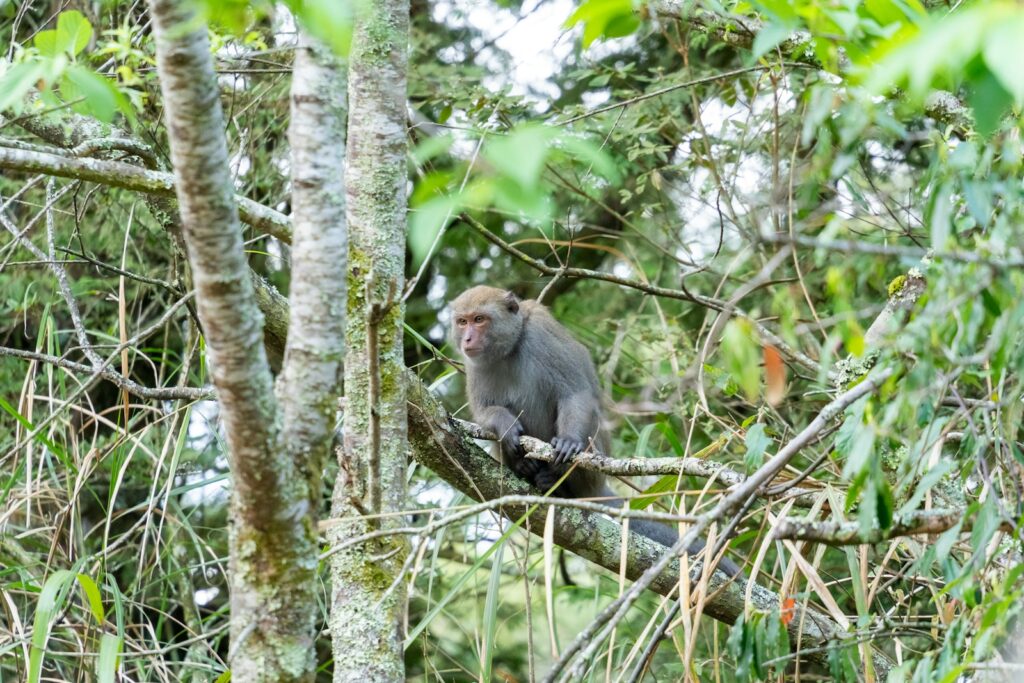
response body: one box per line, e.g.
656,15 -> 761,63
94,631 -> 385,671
550,436 -> 584,466
532,465 -> 563,493
497,420 -> 537,474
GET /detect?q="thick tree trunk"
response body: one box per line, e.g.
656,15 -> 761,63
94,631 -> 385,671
148,2 -> 328,680
327,1 -> 411,682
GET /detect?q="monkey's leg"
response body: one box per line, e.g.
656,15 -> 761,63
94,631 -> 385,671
532,464 -> 569,493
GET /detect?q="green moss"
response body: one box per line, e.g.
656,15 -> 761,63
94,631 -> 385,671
887,274 -> 908,298
362,11 -> 401,63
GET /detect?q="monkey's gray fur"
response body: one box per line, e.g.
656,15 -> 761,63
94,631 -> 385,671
450,285 -> 741,577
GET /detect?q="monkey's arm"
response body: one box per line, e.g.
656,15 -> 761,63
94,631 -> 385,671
551,392 -> 601,465
471,404 -> 542,480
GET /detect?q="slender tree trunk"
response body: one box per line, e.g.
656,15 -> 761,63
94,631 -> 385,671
148,3 -> 341,680
327,0 -> 410,680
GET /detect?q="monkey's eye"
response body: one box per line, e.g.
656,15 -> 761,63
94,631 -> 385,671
474,315 -> 485,324
455,318 -> 466,327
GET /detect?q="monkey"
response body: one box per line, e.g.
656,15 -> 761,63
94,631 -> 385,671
449,285 -> 741,578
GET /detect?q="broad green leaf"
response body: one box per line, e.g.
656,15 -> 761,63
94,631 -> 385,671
630,473 -> 678,510
841,421 -> 876,479
743,423 -> 770,472
934,518 -> 964,564
34,30 -> 59,57
483,125 -> 554,190
0,61 -> 46,113
929,181 -> 952,250
56,10 -> 93,57
565,0 -> 638,48
982,14 -> 1024,103
61,65 -> 127,123
752,21 -> 794,60
720,318 -> 760,403
970,495 -> 1000,560
290,0 -> 354,56
411,133 -> 455,166
201,0 -> 253,33
967,67 -> 1014,138
409,194 -> 460,267
492,179 -> 553,226
602,12 -> 639,40
864,0 -> 906,27
557,135 -> 621,183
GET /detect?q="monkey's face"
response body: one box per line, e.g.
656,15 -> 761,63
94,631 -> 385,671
452,312 -> 490,358
449,286 -> 523,362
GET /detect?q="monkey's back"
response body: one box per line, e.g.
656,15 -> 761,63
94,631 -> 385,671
466,299 -> 609,452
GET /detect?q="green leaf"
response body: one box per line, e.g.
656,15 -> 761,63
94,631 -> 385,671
928,181 -> 952,251
61,65 -> 127,123
411,134 -> 455,166
288,0 -> 354,55
720,318 -> 760,403
409,195 -> 458,268
56,10 -> 93,57
0,61 -> 46,113
34,30 -> 59,57
864,0 -> 905,27
967,67 -> 1013,138
633,422 -> 658,458
743,423 -> 771,472
75,573 -> 105,624
492,179 -> 553,226
630,474 -> 678,510
752,21 -> 794,60
481,541 -> 504,682
557,135 -> 621,184
603,12 -> 640,40
564,0 -> 639,48
29,570 -> 77,683
841,422 -> 876,479
483,125 -> 554,190
934,518 -> 964,564
97,633 -> 121,683
970,495 -> 1000,560
982,14 -> 1024,103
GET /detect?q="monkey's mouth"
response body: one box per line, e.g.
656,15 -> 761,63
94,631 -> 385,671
463,347 -> 482,357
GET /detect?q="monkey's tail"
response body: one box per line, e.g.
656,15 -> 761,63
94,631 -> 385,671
558,548 -> 576,586
603,493 -> 743,578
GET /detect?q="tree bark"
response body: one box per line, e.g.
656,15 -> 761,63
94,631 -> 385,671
327,1 -> 410,681
147,1 -> 317,680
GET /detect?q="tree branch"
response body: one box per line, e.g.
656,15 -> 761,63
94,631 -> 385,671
0,144 -> 292,243
773,508 -> 1017,545
457,422 -> 822,507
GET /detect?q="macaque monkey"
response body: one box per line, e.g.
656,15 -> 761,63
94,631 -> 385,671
449,285 -> 741,577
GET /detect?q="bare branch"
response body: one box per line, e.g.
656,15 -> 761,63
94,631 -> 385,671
0,144 -> 292,243
459,419 -> 823,507
773,508 -> 1017,545
0,345 -> 213,401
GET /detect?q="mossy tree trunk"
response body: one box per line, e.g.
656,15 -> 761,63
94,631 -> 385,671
148,3 -> 347,680
326,0 -> 411,681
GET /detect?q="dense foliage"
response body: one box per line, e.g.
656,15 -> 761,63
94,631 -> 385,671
1,1 -> 1022,681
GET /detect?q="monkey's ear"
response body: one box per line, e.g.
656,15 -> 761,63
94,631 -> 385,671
504,291 -> 520,314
